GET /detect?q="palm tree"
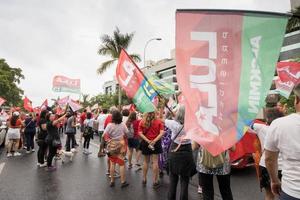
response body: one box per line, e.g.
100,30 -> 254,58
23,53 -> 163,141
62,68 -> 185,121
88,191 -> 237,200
97,27 -> 141,108
97,27 -> 141,74
286,6 -> 300,33
81,94 -> 90,108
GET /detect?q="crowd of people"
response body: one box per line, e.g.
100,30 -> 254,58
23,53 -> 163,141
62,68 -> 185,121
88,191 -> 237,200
0,83 -> 300,200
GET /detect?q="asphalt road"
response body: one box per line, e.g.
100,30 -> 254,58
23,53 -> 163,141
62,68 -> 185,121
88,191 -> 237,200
0,133 -> 264,200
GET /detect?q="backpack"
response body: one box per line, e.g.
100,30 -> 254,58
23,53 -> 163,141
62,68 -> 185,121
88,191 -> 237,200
200,148 -> 226,169
126,124 -> 134,139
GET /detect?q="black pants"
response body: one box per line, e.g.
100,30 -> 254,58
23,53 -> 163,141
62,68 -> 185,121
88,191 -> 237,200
66,134 -> 75,151
83,136 -> 90,149
37,142 -> 47,164
25,131 -> 35,151
47,145 -> 57,167
168,172 -> 190,200
199,173 -> 233,200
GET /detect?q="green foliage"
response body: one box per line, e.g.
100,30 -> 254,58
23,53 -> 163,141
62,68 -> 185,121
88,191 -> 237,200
0,59 -> 24,106
286,6 -> 300,33
97,27 -> 141,74
280,95 -> 296,114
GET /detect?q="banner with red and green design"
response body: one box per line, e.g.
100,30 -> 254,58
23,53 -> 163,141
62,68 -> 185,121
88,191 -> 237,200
116,49 -> 157,113
176,10 -> 288,156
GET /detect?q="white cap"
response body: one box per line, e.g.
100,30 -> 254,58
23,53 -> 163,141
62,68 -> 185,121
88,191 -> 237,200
13,111 -> 20,116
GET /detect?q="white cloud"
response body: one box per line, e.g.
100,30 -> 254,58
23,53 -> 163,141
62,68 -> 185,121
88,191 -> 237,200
0,0 -> 291,106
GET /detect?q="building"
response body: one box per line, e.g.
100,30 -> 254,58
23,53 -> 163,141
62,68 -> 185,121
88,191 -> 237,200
103,78 -> 118,95
279,30 -> 300,61
143,49 -> 179,92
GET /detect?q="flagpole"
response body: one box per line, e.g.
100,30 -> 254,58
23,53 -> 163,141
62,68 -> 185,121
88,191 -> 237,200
121,49 -> 174,115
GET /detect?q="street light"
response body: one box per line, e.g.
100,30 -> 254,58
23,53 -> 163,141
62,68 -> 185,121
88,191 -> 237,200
144,38 -> 162,69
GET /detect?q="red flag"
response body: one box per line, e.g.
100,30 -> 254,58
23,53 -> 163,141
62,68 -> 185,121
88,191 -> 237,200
277,62 -> 300,85
40,99 -> 48,110
0,97 -> 6,106
33,107 -> 41,113
23,97 -> 33,112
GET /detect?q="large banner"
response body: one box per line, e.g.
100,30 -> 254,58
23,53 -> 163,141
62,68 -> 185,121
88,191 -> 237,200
52,75 -> 81,94
116,49 -> 157,113
176,10 -> 288,155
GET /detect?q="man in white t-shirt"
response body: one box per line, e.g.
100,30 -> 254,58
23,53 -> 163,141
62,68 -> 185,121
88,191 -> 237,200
97,108 -> 108,157
265,84 -> 300,200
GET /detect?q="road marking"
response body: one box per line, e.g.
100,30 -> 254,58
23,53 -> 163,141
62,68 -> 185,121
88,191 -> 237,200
0,162 -> 5,176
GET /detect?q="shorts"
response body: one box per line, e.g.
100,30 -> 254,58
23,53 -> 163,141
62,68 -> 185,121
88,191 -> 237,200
128,138 -> 139,149
260,166 -> 282,189
7,128 -> 21,140
139,139 -> 162,155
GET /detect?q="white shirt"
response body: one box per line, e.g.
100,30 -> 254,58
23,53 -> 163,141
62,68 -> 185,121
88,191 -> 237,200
84,119 -> 94,128
265,113 -> 300,199
252,123 -> 283,169
97,114 -> 108,132
165,119 -> 190,145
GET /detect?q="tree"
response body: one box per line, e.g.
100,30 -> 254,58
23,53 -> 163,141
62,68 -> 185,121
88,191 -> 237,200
0,59 -> 25,106
97,27 -> 141,74
81,94 -> 90,108
286,6 -> 300,33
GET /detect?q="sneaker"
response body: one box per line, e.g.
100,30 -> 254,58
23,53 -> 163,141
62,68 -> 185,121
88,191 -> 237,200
26,151 -> 31,154
14,152 -> 21,156
109,182 -> 115,187
106,171 -> 110,175
47,166 -> 57,172
37,163 -> 41,167
23,146 -> 27,149
128,164 -> 133,169
7,153 -> 13,157
198,186 -> 203,194
39,163 -> 47,168
31,149 -> 35,152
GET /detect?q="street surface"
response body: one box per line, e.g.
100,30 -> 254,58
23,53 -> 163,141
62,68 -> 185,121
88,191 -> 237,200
0,133 -> 264,200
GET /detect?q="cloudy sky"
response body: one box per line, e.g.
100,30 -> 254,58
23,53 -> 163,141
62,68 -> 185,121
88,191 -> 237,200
0,0 -> 291,106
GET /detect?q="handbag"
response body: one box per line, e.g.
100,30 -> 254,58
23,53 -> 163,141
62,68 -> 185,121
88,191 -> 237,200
106,139 -> 123,156
200,148 -> 226,169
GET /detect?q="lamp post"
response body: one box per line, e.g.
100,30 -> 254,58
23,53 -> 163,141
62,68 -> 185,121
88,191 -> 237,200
144,38 -> 162,69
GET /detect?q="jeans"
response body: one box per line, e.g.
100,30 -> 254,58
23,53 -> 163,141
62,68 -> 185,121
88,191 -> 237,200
199,173 -> 233,200
280,191 -> 300,200
37,142 -> 47,164
25,131 -> 35,151
168,172 -> 190,200
83,136 -> 91,149
47,145 -> 57,167
66,134 -> 75,151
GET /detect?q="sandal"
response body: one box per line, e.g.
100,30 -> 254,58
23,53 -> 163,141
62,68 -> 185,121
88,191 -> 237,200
121,181 -> 129,188
142,180 -> 147,186
109,182 -> 115,187
152,182 -> 160,189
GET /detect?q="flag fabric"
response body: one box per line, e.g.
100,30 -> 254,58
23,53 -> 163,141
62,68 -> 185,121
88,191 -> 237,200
52,75 -> 81,94
274,76 -> 294,98
274,62 -> 300,98
148,75 -> 175,97
23,97 -> 33,112
0,97 -> 6,106
116,49 -> 156,113
57,96 -> 82,112
277,62 -> 300,85
33,107 -> 41,113
176,10 -> 288,156
40,99 -> 48,110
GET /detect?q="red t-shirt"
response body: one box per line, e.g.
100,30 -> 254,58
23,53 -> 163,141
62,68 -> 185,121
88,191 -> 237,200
80,113 -> 86,125
10,119 -> 22,128
138,119 -> 164,140
132,119 -> 141,138
104,114 -> 112,129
